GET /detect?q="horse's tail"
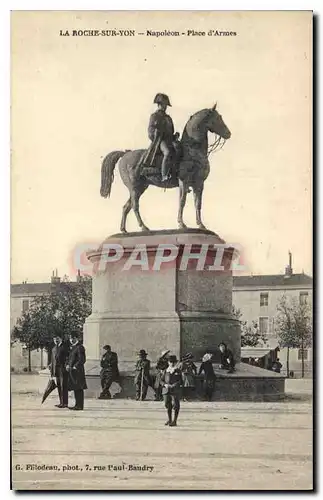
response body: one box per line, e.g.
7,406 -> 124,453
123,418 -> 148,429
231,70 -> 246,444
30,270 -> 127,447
100,150 -> 126,198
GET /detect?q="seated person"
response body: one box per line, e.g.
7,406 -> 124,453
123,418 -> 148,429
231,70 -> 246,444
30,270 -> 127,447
219,342 -> 236,373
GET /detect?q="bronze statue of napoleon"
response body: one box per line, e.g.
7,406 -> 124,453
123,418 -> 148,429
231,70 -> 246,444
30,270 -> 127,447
100,93 -> 231,232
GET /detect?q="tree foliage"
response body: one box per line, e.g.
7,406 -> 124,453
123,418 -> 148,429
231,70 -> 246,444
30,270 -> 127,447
11,277 -> 92,352
232,306 -> 268,347
275,295 -> 312,349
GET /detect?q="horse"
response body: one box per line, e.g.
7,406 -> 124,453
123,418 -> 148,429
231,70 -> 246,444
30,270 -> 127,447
100,104 -> 231,233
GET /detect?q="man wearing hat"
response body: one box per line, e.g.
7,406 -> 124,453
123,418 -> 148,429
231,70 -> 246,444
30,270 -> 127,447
98,345 -> 119,400
49,334 -> 70,408
134,350 -> 151,401
66,333 -> 87,410
153,349 -> 170,401
148,93 -> 176,182
179,353 -> 197,401
161,355 -> 183,426
198,353 -> 216,401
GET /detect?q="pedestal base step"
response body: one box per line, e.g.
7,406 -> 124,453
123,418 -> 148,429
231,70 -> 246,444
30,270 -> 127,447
84,364 -> 285,402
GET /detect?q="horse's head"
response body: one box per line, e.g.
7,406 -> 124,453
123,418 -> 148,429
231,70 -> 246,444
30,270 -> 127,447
207,103 -> 231,140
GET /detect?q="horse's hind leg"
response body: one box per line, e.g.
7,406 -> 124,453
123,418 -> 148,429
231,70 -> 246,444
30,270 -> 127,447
178,179 -> 188,229
131,185 -> 149,231
120,198 -> 131,233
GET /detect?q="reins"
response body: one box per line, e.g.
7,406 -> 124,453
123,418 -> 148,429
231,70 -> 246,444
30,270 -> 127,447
208,135 -> 227,156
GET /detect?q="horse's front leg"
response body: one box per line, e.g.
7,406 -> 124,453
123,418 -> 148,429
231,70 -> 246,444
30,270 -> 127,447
178,179 -> 188,229
193,183 -> 207,230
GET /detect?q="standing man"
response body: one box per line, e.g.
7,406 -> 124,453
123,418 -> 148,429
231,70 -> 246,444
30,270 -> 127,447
49,335 -> 69,408
98,345 -> 119,400
66,333 -> 87,411
148,93 -> 176,182
198,353 -> 216,401
134,350 -> 151,401
161,355 -> 183,426
153,349 -> 170,401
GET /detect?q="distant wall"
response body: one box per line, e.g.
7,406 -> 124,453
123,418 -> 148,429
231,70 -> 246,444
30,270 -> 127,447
11,343 -> 48,372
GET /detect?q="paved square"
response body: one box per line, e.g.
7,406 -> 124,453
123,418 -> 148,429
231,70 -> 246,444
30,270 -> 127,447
11,376 -> 313,490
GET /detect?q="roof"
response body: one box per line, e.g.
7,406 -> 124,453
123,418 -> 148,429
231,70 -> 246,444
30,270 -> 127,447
233,273 -> 313,289
11,281 -> 79,296
11,273 -> 312,295
241,347 -> 278,359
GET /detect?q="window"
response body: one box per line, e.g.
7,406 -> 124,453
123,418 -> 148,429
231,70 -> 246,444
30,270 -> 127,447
299,292 -> 309,305
298,349 -> 308,360
22,299 -> 29,313
259,317 -> 269,334
260,292 -> 269,307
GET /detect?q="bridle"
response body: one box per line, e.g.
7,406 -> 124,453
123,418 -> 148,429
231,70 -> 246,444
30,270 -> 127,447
208,135 -> 227,156
206,107 -> 228,156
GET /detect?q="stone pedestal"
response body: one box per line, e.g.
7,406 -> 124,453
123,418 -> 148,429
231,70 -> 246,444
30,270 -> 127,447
82,229 -> 285,401
83,229 -> 241,375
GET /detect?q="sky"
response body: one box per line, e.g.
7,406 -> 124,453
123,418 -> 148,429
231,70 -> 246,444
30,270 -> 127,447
11,11 -> 312,283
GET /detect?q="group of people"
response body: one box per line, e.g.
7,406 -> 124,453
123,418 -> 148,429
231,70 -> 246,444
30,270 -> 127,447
248,356 -> 283,373
49,334 -> 236,425
49,333 -> 87,411
98,342 -> 236,426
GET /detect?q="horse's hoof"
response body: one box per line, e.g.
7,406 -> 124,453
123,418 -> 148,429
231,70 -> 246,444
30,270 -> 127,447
178,223 -> 187,230
120,228 -> 127,234
141,226 -> 150,232
198,224 -> 207,231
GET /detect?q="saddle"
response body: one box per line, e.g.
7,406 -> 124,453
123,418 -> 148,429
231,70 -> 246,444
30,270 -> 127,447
138,139 -> 182,183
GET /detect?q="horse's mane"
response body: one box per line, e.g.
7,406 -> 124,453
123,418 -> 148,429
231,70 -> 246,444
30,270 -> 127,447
182,108 -> 211,137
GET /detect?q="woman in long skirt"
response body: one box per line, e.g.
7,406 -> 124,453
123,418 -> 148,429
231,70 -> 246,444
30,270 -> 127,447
179,353 -> 197,401
198,353 -> 216,401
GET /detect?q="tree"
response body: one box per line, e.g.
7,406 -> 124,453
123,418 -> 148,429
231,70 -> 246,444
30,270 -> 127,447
11,276 -> 92,371
275,296 -> 312,378
232,306 -> 268,347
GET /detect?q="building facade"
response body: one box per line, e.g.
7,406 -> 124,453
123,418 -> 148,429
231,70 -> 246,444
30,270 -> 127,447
10,271 -> 70,371
232,256 -> 313,377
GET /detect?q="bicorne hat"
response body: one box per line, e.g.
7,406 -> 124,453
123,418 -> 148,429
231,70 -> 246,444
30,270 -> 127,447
168,354 -> 178,363
154,93 -> 172,106
138,349 -> 148,357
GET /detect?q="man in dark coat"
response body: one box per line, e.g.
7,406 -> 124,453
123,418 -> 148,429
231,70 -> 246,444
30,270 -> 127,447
67,333 -> 87,410
98,345 -> 119,400
148,93 -> 176,182
198,353 -> 216,401
219,342 -> 236,373
161,355 -> 183,426
49,335 -> 69,408
134,350 -> 151,401
272,358 -> 283,373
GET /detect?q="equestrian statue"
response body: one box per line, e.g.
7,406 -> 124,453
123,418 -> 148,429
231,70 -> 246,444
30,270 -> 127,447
100,93 -> 231,233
